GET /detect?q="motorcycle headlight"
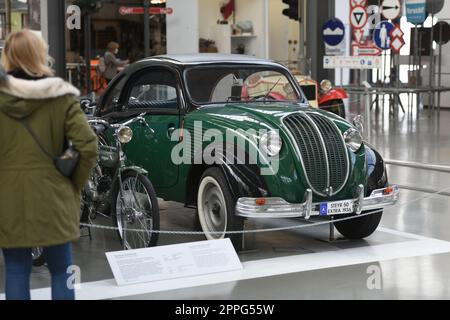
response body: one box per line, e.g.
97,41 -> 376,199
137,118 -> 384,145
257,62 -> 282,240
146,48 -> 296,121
343,128 -> 363,153
118,126 -> 133,144
260,131 -> 283,157
320,79 -> 333,93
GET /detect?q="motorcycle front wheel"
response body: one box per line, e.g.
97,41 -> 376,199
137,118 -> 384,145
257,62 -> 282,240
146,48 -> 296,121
112,171 -> 160,250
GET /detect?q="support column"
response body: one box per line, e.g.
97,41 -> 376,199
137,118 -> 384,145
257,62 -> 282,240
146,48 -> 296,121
41,0 -> 66,79
306,0 -> 333,81
143,0 -> 150,57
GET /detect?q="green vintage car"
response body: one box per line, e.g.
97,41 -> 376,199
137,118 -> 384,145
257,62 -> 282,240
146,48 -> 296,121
95,54 -> 399,249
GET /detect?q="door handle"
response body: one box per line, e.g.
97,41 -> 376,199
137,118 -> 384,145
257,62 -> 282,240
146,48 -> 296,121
167,125 -> 176,139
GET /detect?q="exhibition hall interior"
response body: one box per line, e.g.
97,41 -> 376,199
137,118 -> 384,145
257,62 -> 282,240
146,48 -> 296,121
0,0 -> 450,304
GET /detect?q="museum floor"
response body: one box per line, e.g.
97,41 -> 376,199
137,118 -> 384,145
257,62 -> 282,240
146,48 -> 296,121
1,96 -> 450,300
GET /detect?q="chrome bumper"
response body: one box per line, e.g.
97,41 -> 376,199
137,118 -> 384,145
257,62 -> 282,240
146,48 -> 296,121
235,185 -> 399,219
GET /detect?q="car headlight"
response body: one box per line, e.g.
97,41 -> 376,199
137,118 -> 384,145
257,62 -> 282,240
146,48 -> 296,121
320,79 -> 333,93
343,128 -> 363,153
118,126 -> 133,144
260,131 -> 282,157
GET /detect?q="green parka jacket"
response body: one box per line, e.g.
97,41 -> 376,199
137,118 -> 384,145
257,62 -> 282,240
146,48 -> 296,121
0,75 -> 98,248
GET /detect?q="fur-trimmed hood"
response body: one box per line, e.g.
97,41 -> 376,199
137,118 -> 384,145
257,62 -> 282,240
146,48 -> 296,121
0,75 -> 80,119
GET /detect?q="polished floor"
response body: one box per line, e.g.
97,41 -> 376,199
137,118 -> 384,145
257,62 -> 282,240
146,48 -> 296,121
1,95 -> 450,300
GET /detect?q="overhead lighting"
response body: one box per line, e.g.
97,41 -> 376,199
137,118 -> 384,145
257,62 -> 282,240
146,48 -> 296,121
150,0 -> 166,4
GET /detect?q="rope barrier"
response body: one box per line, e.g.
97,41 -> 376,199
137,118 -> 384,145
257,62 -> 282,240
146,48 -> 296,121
79,184 -> 450,236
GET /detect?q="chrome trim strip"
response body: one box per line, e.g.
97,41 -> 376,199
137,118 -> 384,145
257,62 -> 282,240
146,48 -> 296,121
280,112 -> 327,197
302,112 -> 331,193
307,112 -> 350,196
235,185 -> 399,219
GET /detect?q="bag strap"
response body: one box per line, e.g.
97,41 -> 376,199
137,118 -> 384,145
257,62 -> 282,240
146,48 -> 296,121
19,119 -> 56,161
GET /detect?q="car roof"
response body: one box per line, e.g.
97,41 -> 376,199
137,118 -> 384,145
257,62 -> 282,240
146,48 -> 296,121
143,53 -> 275,65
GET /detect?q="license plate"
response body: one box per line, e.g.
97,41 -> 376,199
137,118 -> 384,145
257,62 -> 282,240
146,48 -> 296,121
319,200 -> 354,216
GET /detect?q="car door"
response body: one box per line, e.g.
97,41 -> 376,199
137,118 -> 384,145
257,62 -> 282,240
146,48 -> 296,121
111,67 -> 182,189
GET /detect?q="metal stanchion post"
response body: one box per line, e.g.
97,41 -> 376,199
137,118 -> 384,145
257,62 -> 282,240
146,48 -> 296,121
363,79 -> 371,141
329,216 -> 335,242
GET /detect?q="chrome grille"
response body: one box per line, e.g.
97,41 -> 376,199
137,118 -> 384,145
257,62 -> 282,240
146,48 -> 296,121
283,112 -> 349,196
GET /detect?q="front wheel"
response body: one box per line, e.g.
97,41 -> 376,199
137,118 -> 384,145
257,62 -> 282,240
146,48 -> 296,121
334,210 -> 383,239
112,171 -> 160,249
197,167 -> 244,250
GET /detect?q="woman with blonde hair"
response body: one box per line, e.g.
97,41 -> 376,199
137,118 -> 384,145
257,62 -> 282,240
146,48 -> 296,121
0,29 -> 98,300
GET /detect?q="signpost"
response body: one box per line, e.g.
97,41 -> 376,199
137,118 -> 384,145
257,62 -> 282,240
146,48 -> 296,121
373,21 -> 395,50
405,0 -> 426,24
350,5 -> 368,30
352,42 -> 382,56
381,0 -> 401,20
324,56 -> 381,69
119,6 -> 174,15
322,18 -> 346,46
323,18 -> 346,56
350,0 -> 368,7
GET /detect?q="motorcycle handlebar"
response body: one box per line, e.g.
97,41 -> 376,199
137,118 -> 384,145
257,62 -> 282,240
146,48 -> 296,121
88,113 -> 154,134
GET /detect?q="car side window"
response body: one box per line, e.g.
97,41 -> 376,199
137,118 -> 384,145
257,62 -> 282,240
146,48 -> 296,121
101,76 -> 127,115
126,69 -> 179,110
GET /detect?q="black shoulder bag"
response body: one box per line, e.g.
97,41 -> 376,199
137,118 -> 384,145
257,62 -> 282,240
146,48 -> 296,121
20,120 -> 80,178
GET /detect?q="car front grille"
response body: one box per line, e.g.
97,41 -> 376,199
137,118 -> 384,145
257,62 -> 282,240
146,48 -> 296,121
283,112 -> 349,196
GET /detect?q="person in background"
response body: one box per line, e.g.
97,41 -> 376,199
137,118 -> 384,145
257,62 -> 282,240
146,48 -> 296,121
104,41 -> 129,83
0,29 -> 98,300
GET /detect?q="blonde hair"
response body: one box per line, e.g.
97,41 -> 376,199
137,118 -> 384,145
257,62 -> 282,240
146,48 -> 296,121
2,29 -> 54,77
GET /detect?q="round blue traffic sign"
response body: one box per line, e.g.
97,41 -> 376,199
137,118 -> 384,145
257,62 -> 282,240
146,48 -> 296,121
322,18 -> 346,47
373,21 -> 395,50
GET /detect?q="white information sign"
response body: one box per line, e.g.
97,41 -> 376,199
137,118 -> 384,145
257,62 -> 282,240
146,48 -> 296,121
324,56 -> 382,69
106,239 -> 243,286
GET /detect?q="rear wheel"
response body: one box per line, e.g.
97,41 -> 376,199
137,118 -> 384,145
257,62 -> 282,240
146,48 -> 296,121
197,167 -> 244,250
334,210 -> 383,239
112,172 -> 160,249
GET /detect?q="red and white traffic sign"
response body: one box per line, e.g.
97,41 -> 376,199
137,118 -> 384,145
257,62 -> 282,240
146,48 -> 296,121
353,29 -> 364,43
352,42 -> 383,56
390,25 -> 404,39
390,35 -> 405,53
381,0 -> 401,20
351,0 -> 368,8
350,6 -> 368,29
119,6 -> 173,16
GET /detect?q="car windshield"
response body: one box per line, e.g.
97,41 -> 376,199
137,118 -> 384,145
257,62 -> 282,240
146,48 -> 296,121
184,66 -> 304,105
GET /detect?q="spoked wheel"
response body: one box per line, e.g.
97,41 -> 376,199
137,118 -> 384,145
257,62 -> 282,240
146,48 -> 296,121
112,172 -> 160,250
197,168 -> 244,250
32,247 -> 45,267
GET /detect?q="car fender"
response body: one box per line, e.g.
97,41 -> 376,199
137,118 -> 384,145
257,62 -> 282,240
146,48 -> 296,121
319,88 -> 348,106
185,143 -> 269,206
365,144 -> 388,195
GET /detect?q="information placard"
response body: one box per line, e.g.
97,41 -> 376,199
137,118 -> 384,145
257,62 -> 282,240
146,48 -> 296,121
324,56 -> 381,69
106,239 -> 243,286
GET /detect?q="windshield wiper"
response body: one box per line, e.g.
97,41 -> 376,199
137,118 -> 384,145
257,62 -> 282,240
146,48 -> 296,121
249,78 -> 282,102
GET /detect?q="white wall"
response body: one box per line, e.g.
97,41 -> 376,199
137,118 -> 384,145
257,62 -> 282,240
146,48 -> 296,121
268,0 -> 300,62
234,0 -> 268,58
198,0 -> 222,40
197,0 -> 268,58
167,0 -> 199,54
